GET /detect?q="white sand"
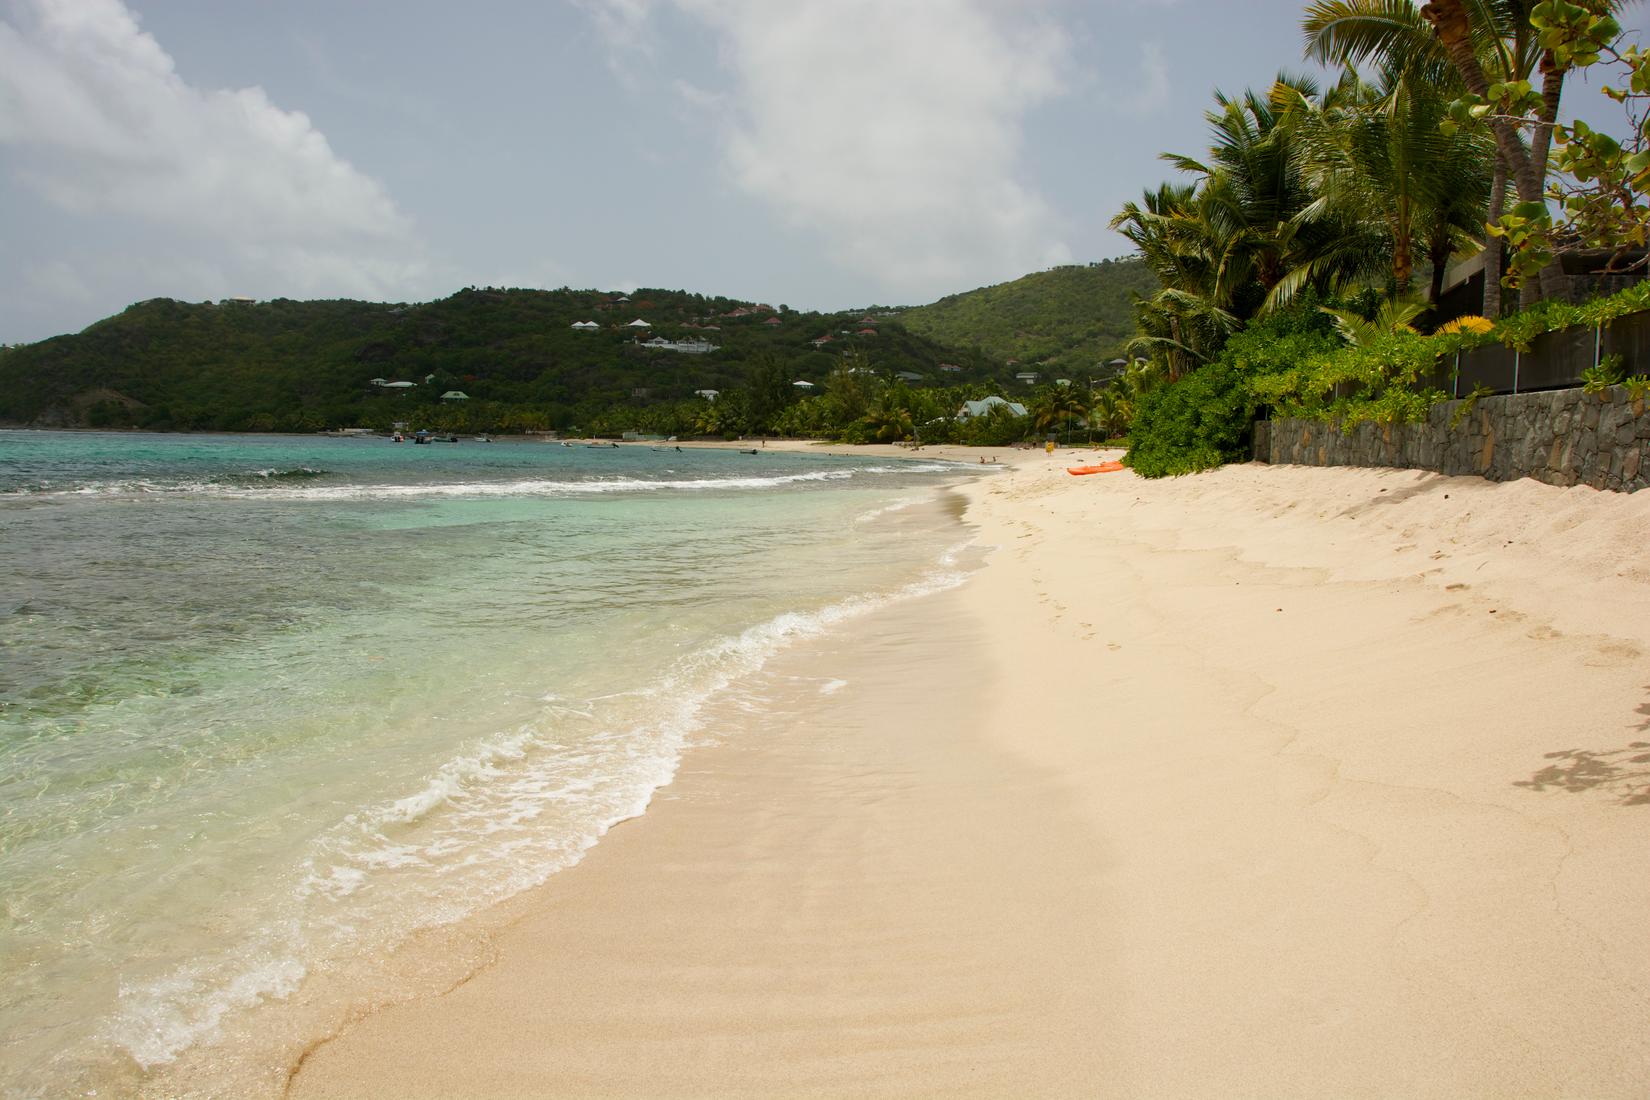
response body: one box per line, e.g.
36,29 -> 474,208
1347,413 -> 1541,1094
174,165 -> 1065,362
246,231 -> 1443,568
290,451 -> 1650,1098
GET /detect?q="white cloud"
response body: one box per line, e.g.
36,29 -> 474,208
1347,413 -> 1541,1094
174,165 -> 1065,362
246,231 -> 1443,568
1126,42 -> 1171,114
0,0 -> 427,303
582,0 -> 1074,299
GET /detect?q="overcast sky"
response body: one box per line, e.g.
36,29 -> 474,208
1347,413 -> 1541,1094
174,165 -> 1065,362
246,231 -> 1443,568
0,0 -> 1635,344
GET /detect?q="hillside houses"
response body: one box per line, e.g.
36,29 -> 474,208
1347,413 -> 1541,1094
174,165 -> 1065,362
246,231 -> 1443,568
639,336 -> 720,354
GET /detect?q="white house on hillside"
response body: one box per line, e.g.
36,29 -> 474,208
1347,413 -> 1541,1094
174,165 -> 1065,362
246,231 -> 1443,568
956,396 -> 1026,420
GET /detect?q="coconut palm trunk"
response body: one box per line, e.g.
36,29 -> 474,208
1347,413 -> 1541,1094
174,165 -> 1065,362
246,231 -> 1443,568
1483,154 -> 1508,317
1421,0 -> 1568,302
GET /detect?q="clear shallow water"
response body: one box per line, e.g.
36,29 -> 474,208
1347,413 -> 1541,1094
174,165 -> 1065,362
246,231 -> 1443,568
0,431 -> 979,1097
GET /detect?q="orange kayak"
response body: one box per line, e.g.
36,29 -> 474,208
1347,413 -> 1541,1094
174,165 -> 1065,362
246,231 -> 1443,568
1067,462 -> 1124,476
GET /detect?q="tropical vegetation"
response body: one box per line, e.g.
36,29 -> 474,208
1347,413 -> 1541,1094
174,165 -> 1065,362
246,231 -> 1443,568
1118,0 -> 1648,477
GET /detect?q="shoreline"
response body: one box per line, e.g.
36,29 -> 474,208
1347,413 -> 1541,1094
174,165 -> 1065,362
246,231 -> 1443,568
289,455 -> 1650,1097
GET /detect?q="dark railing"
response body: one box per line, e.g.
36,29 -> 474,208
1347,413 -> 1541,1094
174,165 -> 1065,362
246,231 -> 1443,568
1445,310 -> 1650,397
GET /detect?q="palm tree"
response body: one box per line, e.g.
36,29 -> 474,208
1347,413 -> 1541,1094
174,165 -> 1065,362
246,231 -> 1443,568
1274,66 -> 1494,303
1302,0 -> 1626,307
1089,386 -> 1134,440
862,388 -> 914,443
1122,287 -> 1240,381
1321,297 -> 1431,345
1114,75 -> 1385,369
1029,385 -> 1092,439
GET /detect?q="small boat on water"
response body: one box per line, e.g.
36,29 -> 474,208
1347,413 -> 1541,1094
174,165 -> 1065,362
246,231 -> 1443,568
474,435 -> 492,443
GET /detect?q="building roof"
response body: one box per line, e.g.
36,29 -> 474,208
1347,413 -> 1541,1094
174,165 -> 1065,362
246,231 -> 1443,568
440,391 -> 470,400
381,380 -> 416,388
957,396 -> 1027,420
626,318 -> 652,327
792,380 -> 816,388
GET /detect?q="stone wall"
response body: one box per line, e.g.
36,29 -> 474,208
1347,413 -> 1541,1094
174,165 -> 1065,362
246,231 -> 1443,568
1263,386 -> 1650,492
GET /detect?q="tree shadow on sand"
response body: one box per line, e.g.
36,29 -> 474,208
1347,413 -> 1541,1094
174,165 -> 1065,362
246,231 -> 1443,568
1514,688 -> 1650,806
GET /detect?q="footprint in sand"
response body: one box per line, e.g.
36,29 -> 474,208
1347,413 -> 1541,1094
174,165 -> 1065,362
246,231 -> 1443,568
1586,640 -> 1644,667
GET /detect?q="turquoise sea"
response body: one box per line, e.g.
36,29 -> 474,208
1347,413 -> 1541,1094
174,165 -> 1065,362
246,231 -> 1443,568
0,431 -> 980,1097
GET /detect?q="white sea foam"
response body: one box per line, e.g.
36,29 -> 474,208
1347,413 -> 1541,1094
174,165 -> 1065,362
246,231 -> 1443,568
17,458 -> 980,502
101,540 -> 974,1076
853,493 -> 927,524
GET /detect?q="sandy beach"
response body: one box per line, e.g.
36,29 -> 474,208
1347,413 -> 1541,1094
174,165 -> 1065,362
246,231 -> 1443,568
289,448 -> 1650,1098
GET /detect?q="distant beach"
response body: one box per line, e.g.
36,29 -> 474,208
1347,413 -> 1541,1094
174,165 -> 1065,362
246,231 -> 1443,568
289,447 -> 1650,1098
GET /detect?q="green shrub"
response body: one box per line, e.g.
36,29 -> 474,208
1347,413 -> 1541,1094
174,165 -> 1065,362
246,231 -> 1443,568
1125,305 -> 1339,478
1124,359 -> 1255,476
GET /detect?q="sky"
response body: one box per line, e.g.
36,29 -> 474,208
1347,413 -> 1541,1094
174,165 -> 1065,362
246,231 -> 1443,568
0,0 -> 1636,345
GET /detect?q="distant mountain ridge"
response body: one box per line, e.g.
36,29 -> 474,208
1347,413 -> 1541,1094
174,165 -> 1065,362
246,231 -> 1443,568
899,258 -> 1156,377
0,287 -> 1005,433
0,264 -> 1156,433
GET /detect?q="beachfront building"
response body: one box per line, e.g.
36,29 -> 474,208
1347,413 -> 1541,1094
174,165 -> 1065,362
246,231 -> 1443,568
956,396 -> 1027,421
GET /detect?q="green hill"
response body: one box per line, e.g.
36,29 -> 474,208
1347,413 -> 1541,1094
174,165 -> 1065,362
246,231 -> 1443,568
0,287 -> 1007,434
900,258 -> 1156,378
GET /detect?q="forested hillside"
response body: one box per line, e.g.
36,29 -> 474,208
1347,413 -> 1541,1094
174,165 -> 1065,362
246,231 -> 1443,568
0,288 -> 1003,433
899,258 -> 1156,377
